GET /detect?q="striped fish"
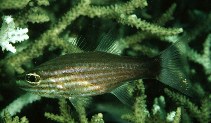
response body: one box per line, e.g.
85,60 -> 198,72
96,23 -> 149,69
16,41 -> 191,105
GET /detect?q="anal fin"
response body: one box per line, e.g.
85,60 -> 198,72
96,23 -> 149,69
111,82 -> 135,106
69,96 -> 92,109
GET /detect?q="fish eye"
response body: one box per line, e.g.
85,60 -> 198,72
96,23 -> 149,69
25,73 -> 40,85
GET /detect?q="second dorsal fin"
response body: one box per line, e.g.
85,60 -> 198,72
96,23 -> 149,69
95,30 -> 126,55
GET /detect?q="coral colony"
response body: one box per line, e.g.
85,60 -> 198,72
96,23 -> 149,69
0,0 -> 210,123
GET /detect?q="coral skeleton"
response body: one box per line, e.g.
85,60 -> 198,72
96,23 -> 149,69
0,16 -> 29,53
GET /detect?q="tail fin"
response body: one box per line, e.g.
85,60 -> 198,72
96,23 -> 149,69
157,41 -> 192,96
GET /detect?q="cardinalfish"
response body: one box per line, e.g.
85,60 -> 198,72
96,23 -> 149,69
16,39 -> 191,105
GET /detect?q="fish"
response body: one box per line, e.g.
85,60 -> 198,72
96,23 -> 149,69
16,40 -> 191,105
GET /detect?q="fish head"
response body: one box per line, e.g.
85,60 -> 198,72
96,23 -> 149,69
16,69 -> 56,97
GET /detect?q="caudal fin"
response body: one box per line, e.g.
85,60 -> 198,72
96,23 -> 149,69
157,41 -> 192,96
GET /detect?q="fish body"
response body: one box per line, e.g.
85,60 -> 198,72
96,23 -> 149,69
17,41 -> 190,100
17,51 -> 159,98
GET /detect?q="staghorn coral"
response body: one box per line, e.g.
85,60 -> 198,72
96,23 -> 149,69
0,0 -> 210,123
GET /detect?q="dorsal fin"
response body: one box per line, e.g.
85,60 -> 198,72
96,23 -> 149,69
95,30 -> 125,55
65,36 -> 84,53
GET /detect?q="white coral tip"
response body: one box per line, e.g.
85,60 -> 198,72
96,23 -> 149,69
1,42 -> 16,53
4,16 -> 13,24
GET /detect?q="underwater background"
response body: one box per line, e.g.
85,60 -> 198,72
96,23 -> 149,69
0,0 -> 210,123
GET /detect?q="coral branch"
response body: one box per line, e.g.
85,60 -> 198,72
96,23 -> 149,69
0,93 -> 41,117
165,89 -> 211,123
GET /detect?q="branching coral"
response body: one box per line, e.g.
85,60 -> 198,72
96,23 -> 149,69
173,107 -> 182,123
0,0 -> 30,9
165,89 -> 211,123
44,99 -> 76,123
0,16 -> 29,53
45,99 -> 104,123
2,110 -> 29,123
0,0 -> 210,123
186,34 -> 211,82
0,93 -> 41,117
121,80 -> 148,123
116,3 -> 178,56
122,80 -> 183,123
